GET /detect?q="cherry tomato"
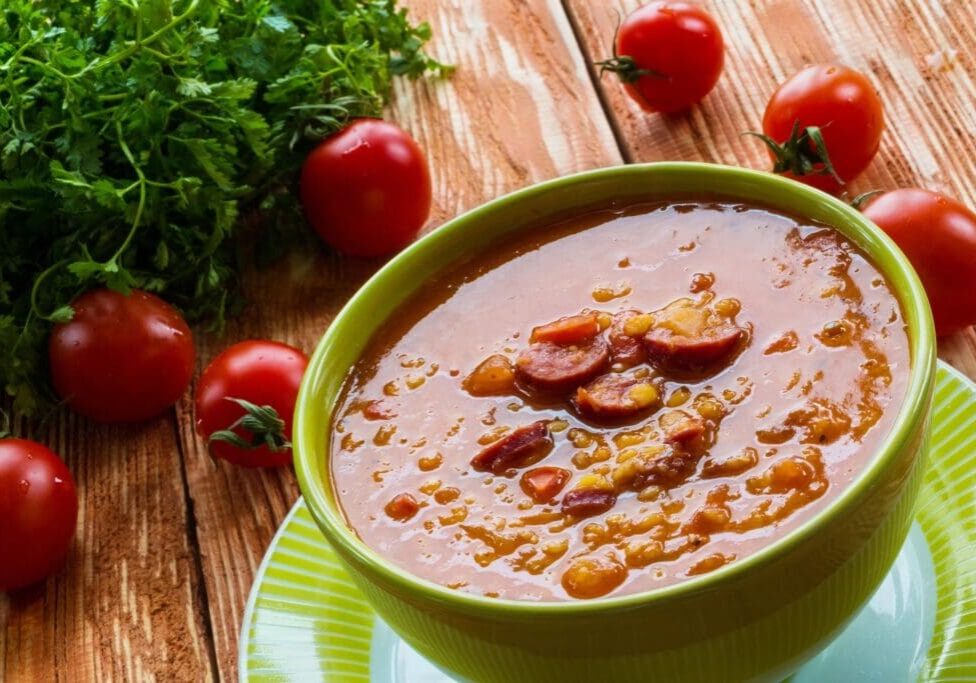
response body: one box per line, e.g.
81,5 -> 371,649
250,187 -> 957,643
195,340 -> 309,468
759,64 -> 884,193
49,289 -> 195,423
300,119 -> 432,258
599,2 -> 724,114
0,439 -> 78,591
863,189 -> 976,336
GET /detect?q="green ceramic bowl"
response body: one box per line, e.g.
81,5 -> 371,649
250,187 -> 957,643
294,163 -> 936,682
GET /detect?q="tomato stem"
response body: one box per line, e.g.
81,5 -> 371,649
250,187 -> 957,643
0,407 -> 9,439
848,189 -> 884,210
594,20 -> 666,83
209,397 -> 291,454
744,120 -> 844,186
29,259 -> 76,323
595,55 -> 666,83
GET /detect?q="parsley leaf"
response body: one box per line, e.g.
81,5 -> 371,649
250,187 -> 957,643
0,0 -> 448,414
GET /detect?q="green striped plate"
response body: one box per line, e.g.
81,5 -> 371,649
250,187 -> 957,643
239,361 -> 976,682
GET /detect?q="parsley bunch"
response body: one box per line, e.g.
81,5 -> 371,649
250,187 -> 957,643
0,0 -> 447,414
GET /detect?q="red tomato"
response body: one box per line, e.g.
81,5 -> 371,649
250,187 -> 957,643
520,466 -> 571,504
599,2 -> 724,113
195,340 -> 309,467
49,289 -> 195,423
760,64 -> 884,193
0,439 -> 78,591
300,119 -> 432,258
863,189 -> 976,336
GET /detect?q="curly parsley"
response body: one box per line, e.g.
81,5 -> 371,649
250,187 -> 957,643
0,0 -> 448,414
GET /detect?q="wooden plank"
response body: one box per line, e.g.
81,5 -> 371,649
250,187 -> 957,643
175,0 -> 623,678
564,0 -> 976,379
0,415 -> 215,682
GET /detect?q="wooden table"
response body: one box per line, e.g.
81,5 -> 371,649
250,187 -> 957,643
3,1 -> 975,680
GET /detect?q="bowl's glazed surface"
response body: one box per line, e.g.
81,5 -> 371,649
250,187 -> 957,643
294,163 -> 936,682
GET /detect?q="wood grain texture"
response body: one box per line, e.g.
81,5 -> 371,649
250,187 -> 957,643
564,0 -> 976,377
173,0 -> 622,678
0,415 -> 215,682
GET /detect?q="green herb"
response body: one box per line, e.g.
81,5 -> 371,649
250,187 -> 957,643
744,121 -> 844,186
209,397 -> 291,453
0,0 -> 448,415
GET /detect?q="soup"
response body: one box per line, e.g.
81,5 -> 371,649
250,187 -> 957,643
329,199 -> 909,601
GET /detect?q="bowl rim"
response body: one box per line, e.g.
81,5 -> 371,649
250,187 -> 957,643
294,161 -> 936,617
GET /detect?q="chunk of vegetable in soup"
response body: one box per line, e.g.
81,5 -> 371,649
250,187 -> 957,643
330,200 -> 909,601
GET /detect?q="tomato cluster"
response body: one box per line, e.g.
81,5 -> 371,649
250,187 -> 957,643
8,290 -> 313,590
7,108 -> 430,591
46,298 -> 312,466
602,1 -> 976,337
600,3 -> 884,191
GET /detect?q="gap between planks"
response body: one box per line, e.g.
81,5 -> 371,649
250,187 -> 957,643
170,412 -> 220,683
559,0 -> 634,162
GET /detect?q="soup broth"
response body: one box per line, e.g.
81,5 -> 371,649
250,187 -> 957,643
329,199 -> 910,601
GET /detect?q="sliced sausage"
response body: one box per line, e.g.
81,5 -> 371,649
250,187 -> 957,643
471,420 -> 553,474
574,373 -> 660,420
643,299 -> 745,369
561,488 -> 617,518
530,313 -> 599,345
631,448 -> 699,489
608,310 -> 649,368
644,325 -> 743,367
515,337 -> 610,394
660,410 -> 706,444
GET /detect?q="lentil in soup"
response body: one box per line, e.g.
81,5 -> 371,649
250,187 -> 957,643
329,199 -> 910,601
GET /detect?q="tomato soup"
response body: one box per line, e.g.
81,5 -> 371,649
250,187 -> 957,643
329,199 -> 909,601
